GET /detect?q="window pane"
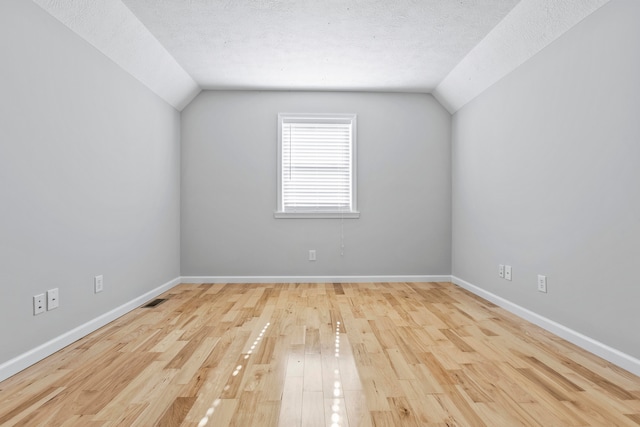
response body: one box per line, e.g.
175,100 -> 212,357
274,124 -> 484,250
278,114 -> 357,215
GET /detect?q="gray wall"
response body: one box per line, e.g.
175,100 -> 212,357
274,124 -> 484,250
0,0 -> 181,363
181,91 -> 451,277
452,0 -> 640,357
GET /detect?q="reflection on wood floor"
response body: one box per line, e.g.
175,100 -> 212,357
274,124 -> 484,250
1,282 -> 640,426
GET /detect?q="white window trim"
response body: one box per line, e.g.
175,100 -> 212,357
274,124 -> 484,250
275,113 -> 359,219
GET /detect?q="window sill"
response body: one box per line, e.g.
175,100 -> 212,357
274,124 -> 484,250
274,211 -> 360,219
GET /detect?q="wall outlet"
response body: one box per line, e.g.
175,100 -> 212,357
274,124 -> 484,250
33,294 -> 45,315
94,275 -> 104,293
47,288 -> 59,310
308,250 -> 316,261
537,275 -> 547,293
498,264 -> 505,278
505,265 -> 512,281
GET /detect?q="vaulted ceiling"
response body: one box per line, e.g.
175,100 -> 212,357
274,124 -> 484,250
33,0 -> 609,112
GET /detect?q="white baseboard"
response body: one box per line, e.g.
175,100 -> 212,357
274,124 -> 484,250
180,275 -> 452,284
0,276 -> 181,383
452,276 -> 640,377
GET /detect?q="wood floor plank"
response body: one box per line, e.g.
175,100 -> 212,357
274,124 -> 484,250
301,391 -> 325,427
0,386 -> 64,426
344,389 -> 372,427
303,354 -> 323,392
278,376 -> 303,427
0,282 -> 639,426
156,396 -> 197,427
626,413 -> 640,425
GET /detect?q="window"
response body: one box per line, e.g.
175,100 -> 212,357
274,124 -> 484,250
276,113 -> 359,218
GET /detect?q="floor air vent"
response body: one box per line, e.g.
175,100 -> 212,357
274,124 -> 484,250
142,298 -> 167,308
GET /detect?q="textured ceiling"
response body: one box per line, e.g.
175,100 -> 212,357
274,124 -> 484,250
33,0 -> 610,112
119,0 -> 519,93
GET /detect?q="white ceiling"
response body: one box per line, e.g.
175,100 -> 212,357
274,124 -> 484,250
33,0 -> 610,112
119,0 -> 520,92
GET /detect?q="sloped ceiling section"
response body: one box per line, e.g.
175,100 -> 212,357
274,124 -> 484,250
434,0 -> 611,113
32,0 -> 610,113
32,0 -> 200,111
119,0 -> 520,93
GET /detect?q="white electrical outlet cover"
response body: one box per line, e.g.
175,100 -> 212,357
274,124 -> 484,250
498,264 -> 505,278
47,288 -> 59,310
33,294 -> 46,315
505,265 -> 512,281
95,275 -> 104,293
538,275 -> 547,293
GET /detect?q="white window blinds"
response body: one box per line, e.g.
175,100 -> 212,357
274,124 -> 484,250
277,114 -> 358,218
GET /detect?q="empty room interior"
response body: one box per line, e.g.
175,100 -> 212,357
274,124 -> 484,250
1,0 -> 640,425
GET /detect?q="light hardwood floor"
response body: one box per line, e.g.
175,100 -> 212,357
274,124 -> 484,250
1,282 -> 639,426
